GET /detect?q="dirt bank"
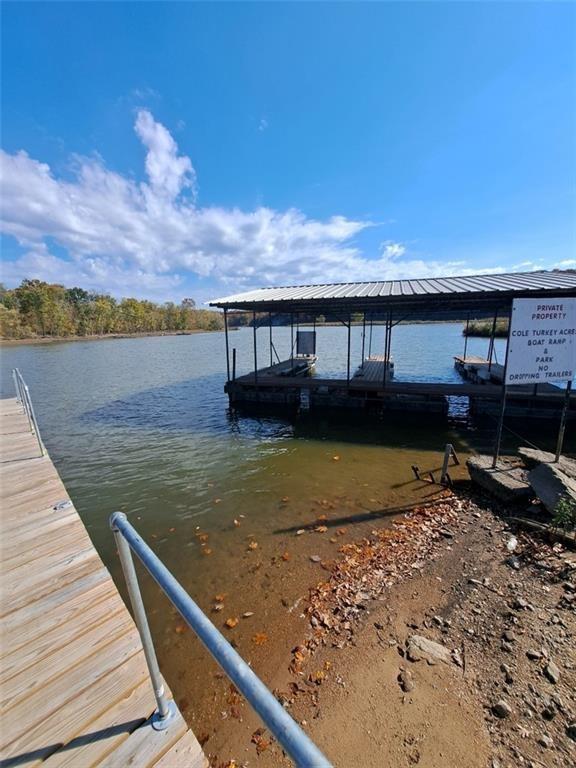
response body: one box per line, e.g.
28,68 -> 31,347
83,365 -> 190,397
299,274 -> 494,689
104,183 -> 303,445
206,489 -> 575,768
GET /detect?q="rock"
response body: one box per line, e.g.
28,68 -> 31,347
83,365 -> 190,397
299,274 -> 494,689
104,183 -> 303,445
513,597 -> 529,610
537,734 -> 553,749
398,668 -> 415,692
526,649 -> 542,660
406,635 -> 452,665
492,700 -> 512,718
566,722 -> 576,741
502,630 -> 516,642
518,447 -> 576,480
541,705 -> 556,721
500,663 -> 514,684
544,661 -> 560,684
528,463 -> 576,514
309,555 -> 322,563
467,456 -> 532,503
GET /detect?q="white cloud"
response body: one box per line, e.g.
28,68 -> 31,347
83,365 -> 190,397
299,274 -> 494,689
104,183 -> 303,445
258,117 -> 268,132
0,109 -> 520,302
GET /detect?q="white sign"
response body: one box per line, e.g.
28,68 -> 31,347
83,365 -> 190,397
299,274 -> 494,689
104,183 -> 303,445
506,297 -> 576,385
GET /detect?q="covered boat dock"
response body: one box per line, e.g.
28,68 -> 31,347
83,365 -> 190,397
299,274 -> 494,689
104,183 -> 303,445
210,270 -> 576,422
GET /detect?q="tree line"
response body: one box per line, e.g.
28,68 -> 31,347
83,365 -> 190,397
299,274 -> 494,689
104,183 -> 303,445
0,280 -> 224,339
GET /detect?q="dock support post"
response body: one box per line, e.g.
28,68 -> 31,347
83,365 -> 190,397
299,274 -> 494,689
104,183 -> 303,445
290,313 -> 294,362
346,315 -> 351,384
232,348 -> 237,381
492,386 -> 507,468
224,309 -> 231,382
269,312 -> 273,367
555,380 -> 572,462
368,313 -> 374,357
361,312 -> 366,365
487,308 -> 498,372
492,306 -> 512,468
463,313 -> 470,360
383,310 -> 392,388
252,311 -> 258,389
111,513 -> 175,730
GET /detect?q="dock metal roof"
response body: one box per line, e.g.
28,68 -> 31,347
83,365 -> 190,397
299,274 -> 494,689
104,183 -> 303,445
210,269 -> 576,314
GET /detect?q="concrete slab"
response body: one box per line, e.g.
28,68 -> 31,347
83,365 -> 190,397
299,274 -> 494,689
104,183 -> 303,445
528,462 -> 576,515
467,455 -> 532,503
518,447 -> 576,481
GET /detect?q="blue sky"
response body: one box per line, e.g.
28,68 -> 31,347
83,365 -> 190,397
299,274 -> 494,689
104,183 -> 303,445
1,1 -> 575,304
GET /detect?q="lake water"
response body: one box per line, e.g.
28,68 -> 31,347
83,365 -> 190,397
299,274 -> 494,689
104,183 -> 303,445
0,323 -> 524,748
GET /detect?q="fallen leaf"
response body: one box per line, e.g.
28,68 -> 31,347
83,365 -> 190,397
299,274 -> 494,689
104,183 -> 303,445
174,624 -> 186,635
281,551 -> 290,561
315,525 -> 328,533
196,533 -> 209,543
242,611 -> 254,618
202,548 -> 213,555
332,455 -> 340,462
247,541 -> 258,551
169,527 -> 176,533
213,498 -> 222,504
225,617 -> 239,629
252,632 -> 269,645
215,593 -> 226,602
233,519 -> 241,527
296,529 -> 305,536
281,496 -> 290,503
212,604 -> 223,612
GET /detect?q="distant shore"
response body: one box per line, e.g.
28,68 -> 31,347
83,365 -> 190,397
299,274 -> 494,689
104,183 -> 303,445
0,329 -> 221,347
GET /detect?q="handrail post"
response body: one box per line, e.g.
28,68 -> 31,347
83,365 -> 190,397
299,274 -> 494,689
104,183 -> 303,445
110,512 -> 175,730
109,513 -> 333,766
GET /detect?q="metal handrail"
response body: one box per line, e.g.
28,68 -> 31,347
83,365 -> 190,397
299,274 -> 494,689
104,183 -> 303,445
110,512 -> 332,767
12,368 -> 44,456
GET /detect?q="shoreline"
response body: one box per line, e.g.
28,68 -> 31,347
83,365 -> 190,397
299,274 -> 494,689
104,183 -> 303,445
0,328 -> 221,347
200,486 -> 576,767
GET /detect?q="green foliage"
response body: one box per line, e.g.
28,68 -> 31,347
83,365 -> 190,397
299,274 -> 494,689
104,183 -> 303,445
463,319 -> 509,338
0,280 -> 223,339
553,494 -> 576,533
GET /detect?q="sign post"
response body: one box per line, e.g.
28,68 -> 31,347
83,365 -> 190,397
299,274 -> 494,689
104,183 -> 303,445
493,297 -> 575,467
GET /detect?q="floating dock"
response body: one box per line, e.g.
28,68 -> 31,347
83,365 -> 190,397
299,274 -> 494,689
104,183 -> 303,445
0,397 -> 206,768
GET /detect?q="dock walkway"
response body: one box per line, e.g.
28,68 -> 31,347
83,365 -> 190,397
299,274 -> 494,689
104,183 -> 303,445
0,397 -> 205,768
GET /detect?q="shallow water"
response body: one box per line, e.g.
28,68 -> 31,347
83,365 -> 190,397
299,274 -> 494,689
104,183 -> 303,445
0,323 -> 522,735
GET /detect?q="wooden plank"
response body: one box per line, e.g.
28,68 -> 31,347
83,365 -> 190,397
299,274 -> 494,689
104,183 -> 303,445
0,397 -> 204,768
97,711 -> 187,768
2,523 -> 89,572
2,547 -> 101,615
40,680 -> 155,768
1,631 -> 143,754
1,570 -> 111,650
1,583 -> 118,667
0,650 -> 149,763
152,731 -> 208,768
1,610 -> 134,709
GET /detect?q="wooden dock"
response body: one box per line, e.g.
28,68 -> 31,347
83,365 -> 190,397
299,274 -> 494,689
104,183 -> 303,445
0,397 -> 206,768
353,355 -> 394,383
454,354 -> 505,384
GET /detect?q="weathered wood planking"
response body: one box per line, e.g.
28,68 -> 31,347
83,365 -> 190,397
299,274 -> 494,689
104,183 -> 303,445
0,397 -> 206,768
